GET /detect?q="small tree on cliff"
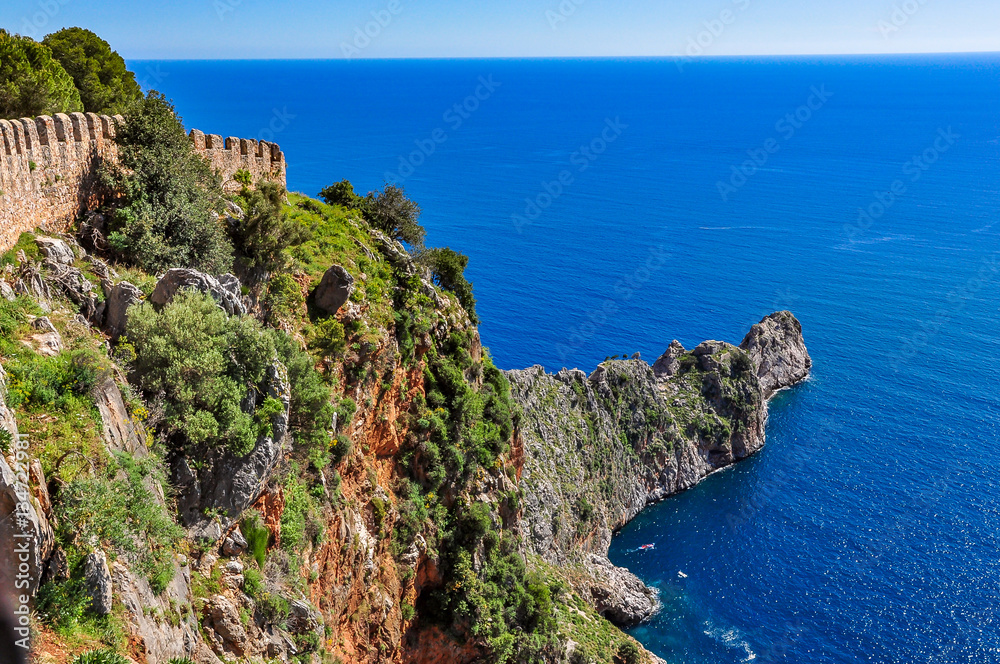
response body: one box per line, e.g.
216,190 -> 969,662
362,183 -> 426,248
102,91 -> 233,274
319,180 -> 425,248
419,247 -> 479,323
43,27 -> 142,115
318,179 -> 362,209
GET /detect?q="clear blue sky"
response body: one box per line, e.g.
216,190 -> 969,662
3,0 -> 998,59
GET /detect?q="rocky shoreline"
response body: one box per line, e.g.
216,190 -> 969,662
0,228 -> 811,664
509,311 -> 811,626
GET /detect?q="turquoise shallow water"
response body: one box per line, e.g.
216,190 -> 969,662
133,55 -> 1000,662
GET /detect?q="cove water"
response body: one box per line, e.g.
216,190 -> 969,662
131,56 -> 1000,663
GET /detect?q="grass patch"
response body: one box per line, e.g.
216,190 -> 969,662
241,511 -> 271,570
0,231 -> 40,268
285,193 -> 396,328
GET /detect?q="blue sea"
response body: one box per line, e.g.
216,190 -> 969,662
132,56 -> 1000,663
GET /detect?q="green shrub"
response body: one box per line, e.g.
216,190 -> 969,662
318,179 -> 362,209
0,29 -> 82,118
569,644 -> 593,664
0,427 -> 11,455
401,601 -> 416,621
419,247 -> 478,323
3,348 -> 108,411
259,591 -> 291,626
228,181 -> 308,281
732,349 -> 754,374
309,317 -> 346,358
361,183 -> 425,248
242,564 -> 264,599
240,511 -> 270,570
0,232 -> 41,268
103,91 -> 231,274
233,169 -> 253,188
616,641 -> 643,664
270,329 -> 335,454
371,495 -> 388,532
149,563 -> 175,595
280,466 -> 322,552
127,291 -> 276,455
56,453 -> 183,587
42,27 -> 141,114
36,572 -> 90,629
330,434 -> 352,465
265,272 -> 305,323
70,650 -> 130,664
295,630 -> 321,653
335,397 -> 357,427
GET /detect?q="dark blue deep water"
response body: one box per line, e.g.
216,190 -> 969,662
132,56 -> 1000,663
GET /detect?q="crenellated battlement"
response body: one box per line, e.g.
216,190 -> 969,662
0,115 -> 288,252
189,129 -> 286,194
0,112 -> 123,156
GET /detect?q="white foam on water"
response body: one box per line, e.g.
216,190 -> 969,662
703,621 -> 758,663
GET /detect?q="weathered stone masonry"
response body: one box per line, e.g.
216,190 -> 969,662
0,113 -> 286,252
188,129 -> 286,195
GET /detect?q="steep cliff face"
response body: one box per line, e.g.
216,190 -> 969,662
509,312 -> 811,625
2,212 -> 809,664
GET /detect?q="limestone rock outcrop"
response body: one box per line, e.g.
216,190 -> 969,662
94,376 -> 149,457
203,595 -> 252,657
29,316 -> 63,357
84,550 -> 114,616
0,455 -> 55,597
582,554 -> 661,626
509,312 -> 810,627
739,310 -> 812,399
112,558 -> 211,664
652,339 -> 686,378
221,529 -> 248,557
313,264 -> 355,314
151,268 -> 247,317
33,236 -> 107,324
35,236 -> 76,267
14,261 -> 51,307
102,281 -> 143,340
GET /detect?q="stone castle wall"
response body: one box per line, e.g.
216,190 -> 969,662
189,130 -> 286,195
0,114 -> 286,252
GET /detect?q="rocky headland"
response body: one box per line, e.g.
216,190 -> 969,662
510,311 -> 811,626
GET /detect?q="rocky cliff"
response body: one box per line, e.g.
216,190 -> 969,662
0,219 -> 810,664
509,311 -> 811,625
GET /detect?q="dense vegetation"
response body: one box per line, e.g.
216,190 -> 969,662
43,28 -> 142,114
421,247 -> 479,324
0,29 -> 82,118
320,179 -> 427,248
228,180 -> 309,286
0,27 -> 141,119
101,91 -> 231,273
126,290 -> 282,456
